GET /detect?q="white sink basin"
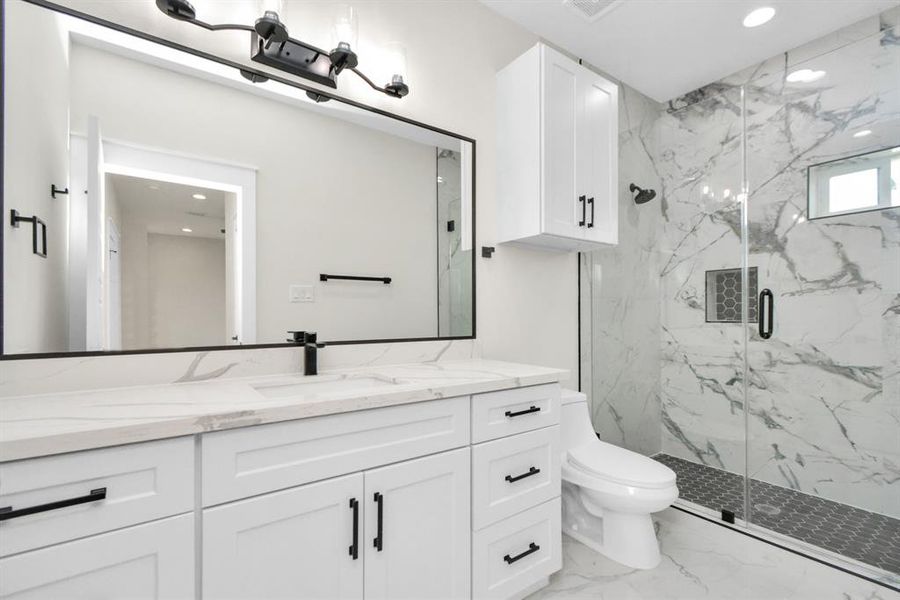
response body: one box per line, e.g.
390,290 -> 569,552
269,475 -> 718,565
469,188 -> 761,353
253,375 -> 399,399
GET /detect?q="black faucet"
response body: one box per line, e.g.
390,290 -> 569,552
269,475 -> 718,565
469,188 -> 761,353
287,331 -> 326,376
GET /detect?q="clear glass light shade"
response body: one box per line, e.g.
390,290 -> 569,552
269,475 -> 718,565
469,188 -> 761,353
331,5 -> 358,50
258,0 -> 283,16
385,42 -> 408,83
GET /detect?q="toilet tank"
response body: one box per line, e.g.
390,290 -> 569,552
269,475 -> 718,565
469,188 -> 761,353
560,389 -> 598,450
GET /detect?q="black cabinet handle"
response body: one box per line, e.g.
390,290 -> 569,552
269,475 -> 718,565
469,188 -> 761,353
505,467 -> 541,483
578,195 -> 586,227
587,197 -> 595,228
373,492 -> 384,552
348,498 -> 359,560
504,542 -> 540,565
505,405 -> 540,418
0,487 -> 107,521
759,288 -> 773,340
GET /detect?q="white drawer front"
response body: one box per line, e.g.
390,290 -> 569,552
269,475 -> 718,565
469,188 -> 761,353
471,384 -> 560,443
472,498 -> 561,600
202,396 -> 470,506
0,514 -> 194,599
472,426 -> 560,530
0,437 -> 194,557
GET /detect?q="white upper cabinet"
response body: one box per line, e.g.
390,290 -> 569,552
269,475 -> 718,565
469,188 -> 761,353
497,43 -> 619,251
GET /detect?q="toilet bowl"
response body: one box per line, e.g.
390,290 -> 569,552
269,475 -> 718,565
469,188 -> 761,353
559,390 -> 678,569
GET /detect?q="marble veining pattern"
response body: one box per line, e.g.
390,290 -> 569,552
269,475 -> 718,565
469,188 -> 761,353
0,358 -> 565,461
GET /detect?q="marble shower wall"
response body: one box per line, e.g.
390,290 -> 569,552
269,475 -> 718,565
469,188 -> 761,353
657,10 -> 900,517
583,83 -> 664,456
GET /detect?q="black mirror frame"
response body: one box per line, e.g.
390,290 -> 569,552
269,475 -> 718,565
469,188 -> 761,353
0,0 -> 476,359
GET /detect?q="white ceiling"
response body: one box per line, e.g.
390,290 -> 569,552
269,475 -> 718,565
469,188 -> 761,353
481,0 -> 899,102
109,174 -> 226,239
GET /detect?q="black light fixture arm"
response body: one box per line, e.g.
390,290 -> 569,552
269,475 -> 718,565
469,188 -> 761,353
350,67 -> 407,99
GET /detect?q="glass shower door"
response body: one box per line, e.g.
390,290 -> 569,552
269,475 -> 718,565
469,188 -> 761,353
743,19 -> 900,580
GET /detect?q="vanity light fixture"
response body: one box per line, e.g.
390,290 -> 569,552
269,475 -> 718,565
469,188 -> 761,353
853,129 -> 873,138
192,193 -> 207,200
742,7 -> 775,28
154,0 -> 410,101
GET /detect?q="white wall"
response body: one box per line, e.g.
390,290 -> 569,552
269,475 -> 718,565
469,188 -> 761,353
2,1 -> 70,354
3,0 -> 576,390
147,233 -> 226,348
68,42 -> 439,344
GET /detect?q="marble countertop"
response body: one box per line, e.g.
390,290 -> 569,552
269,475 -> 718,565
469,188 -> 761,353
0,359 -> 567,462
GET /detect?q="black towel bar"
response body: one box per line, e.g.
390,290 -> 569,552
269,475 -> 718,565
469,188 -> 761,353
320,274 -> 391,284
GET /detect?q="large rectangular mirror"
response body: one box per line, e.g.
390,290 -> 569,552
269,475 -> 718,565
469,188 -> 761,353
2,0 -> 475,357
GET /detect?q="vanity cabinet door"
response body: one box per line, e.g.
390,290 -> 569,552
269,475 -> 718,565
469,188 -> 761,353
203,473 -> 364,600
0,514 -> 193,599
364,448 -> 470,600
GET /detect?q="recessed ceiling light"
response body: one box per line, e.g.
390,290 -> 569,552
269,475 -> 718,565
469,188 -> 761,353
181,227 -> 193,233
852,129 -> 873,138
786,68 -> 826,83
743,6 -> 775,28
192,193 -> 207,200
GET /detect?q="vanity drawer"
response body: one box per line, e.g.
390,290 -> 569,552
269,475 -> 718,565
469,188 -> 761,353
202,396 -> 469,506
472,426 -> 560,530
471,384 -> 560,443
472,498 -> 561,600
0,437 -> 194,557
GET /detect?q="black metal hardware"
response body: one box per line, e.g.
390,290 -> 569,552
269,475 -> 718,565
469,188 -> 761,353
447,220 -> 456,233
349,498 -> 359,559
482,246 -> 495,259
505,405 -> 540,418
373,492 -> 384,551
587,197 -> 595,228
759,288 -> 773,339
0,487 -> 107,521
287,331 -> 325,375
578,195 -> 586,227
50,184 -> 69,198
503,542 -> 540,565
320,274 -> 391,285
505,466 -> 541,483
721,509 -> 736,524
10,210 -> 47,258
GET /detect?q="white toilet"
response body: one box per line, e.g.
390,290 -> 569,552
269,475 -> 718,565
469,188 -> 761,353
560,389 -> 678,569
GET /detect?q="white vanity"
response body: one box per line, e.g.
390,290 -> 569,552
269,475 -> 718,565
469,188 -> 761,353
0,360 -> 565,600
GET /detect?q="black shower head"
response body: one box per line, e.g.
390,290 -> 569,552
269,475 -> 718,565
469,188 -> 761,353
630,183 -> 657,205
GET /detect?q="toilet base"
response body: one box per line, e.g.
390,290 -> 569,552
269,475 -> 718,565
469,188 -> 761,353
561,481 -> 662,570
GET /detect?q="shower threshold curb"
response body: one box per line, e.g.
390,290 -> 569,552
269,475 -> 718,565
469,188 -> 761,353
671,500 -> 900,593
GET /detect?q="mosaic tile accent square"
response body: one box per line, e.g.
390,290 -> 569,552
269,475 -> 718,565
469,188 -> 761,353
705,267 -> 758,323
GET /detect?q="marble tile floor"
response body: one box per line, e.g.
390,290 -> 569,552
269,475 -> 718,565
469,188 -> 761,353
527,508 -> 899,600
653,454 -> 900,575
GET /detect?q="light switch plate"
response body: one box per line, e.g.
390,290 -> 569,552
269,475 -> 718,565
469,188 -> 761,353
289,284 -> 315,303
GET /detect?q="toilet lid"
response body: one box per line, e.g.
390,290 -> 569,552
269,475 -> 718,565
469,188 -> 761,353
568,442 -> 676,490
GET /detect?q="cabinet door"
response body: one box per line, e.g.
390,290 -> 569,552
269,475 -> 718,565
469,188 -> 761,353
577,69 -> 618,244
364,448 -> 470,600
0,514 -> 193,599
542,45 -> 583,239
203,473 -> 363,600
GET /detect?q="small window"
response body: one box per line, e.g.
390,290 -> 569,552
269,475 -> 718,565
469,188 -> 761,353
808,146 -> 899,219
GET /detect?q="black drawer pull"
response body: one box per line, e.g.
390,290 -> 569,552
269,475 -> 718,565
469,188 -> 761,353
373,492 -> 384,552
348,498 -> 359,560
505,467 -> 541,483
0,487 -> 107,521
505,405 -> 540,418
504,542 -> 540,565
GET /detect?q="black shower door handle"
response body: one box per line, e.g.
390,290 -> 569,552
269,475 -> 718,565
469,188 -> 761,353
759,288 -> 773,339
578,195 -> 586,227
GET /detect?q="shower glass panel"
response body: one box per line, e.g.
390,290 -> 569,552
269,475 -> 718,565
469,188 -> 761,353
651,86 -> 748,521
744,18 -> 900,578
